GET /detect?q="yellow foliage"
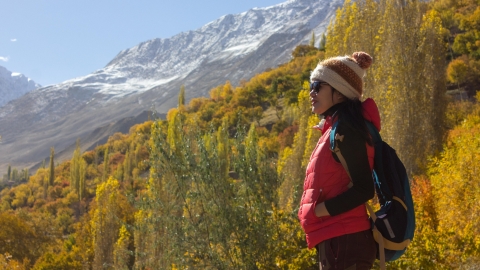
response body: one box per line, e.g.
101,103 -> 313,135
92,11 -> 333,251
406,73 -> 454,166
447,57 -> 470,84
303,114 -> 321,168
166,107 -> 178,122
91,177 -> 133,269
0,212 -> 37,264
327,0 -> 448,175
0,2 -> 469,267
187,97 -> 208,112
427,101 -> 480,267
0,253 -> 27,270
113,224 -> 131,269
209,85 -> 222,101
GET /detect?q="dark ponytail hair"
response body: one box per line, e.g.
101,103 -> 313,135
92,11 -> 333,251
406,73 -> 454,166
336,97 -> 373,146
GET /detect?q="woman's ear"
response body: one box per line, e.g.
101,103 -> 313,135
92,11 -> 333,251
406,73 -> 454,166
334,90 -> 346,103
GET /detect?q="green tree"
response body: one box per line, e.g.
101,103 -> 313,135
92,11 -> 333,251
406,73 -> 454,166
12,169 -> 18,182
142,113 -> 285,268
318,32 -> 327,51
70,140 -> 86,200
102,147 -> 109,182
49,147 -> 55,186
178,84 -> 186,107
122,150 -> 132,188
278,86 -> 312,211
24,168 -> 29,182
309,31 -> 316,47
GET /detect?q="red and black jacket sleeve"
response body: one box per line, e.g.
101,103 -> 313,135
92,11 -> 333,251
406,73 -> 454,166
324,121 -> 375,216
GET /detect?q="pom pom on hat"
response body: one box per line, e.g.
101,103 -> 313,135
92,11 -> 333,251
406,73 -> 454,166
352,52 -> 372,69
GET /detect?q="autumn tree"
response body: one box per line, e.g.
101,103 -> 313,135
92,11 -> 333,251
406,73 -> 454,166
427,94 -> 480,268
141,108 -> 293,268
0,212 -> 37,263
0,211 -> 59,267
309,31 -> 316,47
91,177 -> 133,269
70,141 -> 86,200
395,176 -> 442,269
318,32 -> 326,51
102,147 -> 109,182
49,147 -> 55,186
178,84 -> 186,107
326,0 -> 448,175
278,85 -> 315,211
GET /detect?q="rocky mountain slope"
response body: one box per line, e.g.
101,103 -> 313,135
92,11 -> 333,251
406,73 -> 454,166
0,0 -> 343,173
0,65 -> 40,107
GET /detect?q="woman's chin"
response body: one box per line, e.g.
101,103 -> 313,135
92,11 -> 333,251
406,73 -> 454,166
312,107 -> 324,115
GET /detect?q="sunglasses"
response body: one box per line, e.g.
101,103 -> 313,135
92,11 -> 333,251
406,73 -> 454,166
310,81 -> 329,93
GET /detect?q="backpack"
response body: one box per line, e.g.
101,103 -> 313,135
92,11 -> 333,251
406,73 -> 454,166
330,120 -> 415,270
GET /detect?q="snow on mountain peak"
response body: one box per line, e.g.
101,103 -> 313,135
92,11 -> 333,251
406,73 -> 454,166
0,0 -> 343,173
0,65 -> 41,107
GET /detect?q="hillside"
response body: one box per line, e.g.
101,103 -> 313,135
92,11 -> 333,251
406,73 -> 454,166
1,0 -> 480,269
0,0 -> 342,175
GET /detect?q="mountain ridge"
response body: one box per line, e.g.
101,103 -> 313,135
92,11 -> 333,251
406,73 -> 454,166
0,0 -> 343,174
0,65 -> 41,107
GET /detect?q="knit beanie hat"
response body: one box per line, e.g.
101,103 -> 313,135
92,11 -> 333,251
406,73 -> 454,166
310,52 -> 373,99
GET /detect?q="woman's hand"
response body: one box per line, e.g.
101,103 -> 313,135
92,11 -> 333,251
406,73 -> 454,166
315,202 -> 331,217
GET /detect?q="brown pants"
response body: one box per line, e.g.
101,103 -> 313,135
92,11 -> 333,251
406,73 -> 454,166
316,229 -> 377,270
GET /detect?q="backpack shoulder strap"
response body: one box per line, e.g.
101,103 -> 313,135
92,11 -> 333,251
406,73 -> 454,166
329,120 -> 352,182
365,121 -> 382,144
329,120 -> 338,151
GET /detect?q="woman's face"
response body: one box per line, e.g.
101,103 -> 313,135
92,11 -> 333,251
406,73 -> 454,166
309,81 -> 341,114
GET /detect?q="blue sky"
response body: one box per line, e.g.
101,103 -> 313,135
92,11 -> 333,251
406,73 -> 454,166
1,0 -> 285,86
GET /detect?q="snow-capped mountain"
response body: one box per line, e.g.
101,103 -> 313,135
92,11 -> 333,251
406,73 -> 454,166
0,0 -> 343,173
0,65 -> 41,107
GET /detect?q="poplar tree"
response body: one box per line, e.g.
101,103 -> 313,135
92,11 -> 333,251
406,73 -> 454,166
115,163 -> 124,182
113,225 -> 130,269
319,32 -> 327,51
49,147 -> 55,186
103,148 -> 109,182
44,174 -> 48,200
79,159 -> 86,200
278,87 -> 311,210
309,31 -> 316,47
24,168 -> 29,182
92,177 -> 124,269
123,150 -> 131,186
325,0 -> 447,174
178,85 -> 185,107
70,140 -> 86,200
11,169 -> 18,182
93,148 -> 99,166
7,165 -> 11,181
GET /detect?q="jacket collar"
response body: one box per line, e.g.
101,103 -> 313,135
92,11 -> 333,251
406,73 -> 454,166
316,103 -> 342,132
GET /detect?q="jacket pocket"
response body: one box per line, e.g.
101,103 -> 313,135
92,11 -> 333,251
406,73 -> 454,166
309,188 -> 324,220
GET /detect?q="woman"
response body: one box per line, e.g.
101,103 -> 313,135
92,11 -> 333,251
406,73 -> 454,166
298,52 -> 381,270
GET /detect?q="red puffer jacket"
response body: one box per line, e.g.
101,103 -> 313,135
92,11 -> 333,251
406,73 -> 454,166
298,98 -> 380,249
